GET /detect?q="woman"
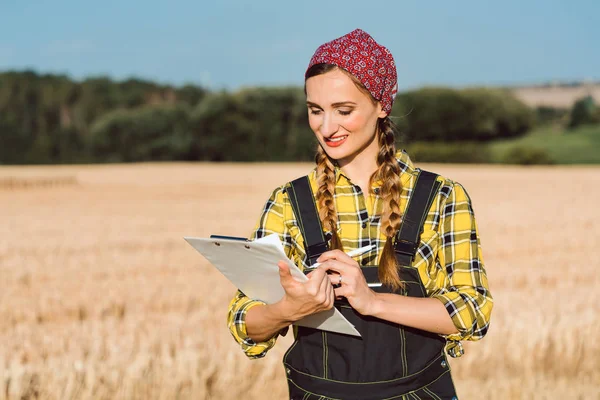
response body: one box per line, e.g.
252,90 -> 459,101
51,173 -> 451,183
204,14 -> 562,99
227,29 -> 493,400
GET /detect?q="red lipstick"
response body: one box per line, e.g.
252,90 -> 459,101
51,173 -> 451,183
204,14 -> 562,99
324,135 -> 348,148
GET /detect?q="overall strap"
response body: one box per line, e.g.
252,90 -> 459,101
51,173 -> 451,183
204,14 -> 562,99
394,170 -> 440,267
287,176 -> 329,266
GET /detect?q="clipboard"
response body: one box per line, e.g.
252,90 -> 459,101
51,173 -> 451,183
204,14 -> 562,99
184,233 -> 361,337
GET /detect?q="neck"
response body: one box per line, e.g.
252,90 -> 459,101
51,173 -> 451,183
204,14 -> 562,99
338,133 -> 380,193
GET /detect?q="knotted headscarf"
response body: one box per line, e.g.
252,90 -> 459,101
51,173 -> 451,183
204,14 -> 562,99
306,28 -> 398,115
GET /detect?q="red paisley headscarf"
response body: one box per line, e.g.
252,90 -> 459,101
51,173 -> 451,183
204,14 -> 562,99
306,28 -> 398,115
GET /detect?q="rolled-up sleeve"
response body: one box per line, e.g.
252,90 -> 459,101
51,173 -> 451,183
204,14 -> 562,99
227,291 -> 278,359
226,186 -> 291,359
433,181 -> 493,356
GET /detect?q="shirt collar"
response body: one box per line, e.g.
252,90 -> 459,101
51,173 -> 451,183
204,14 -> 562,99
333,149 -> 416,189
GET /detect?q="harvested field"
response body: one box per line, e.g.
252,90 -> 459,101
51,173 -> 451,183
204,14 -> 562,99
1,162 -> 598,400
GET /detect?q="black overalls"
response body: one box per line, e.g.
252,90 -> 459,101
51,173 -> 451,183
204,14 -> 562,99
283,171 -> 458,400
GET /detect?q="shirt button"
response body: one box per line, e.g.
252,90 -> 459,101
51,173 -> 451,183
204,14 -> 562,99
361,222 -> 367,229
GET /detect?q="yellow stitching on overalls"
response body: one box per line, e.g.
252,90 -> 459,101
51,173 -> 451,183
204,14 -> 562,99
419,180 -> 440,230
289,185 -> 308,246
373,369 -> 451,400
322,331 -> 328,379
399,327 -> 408,376
399,268 -> 427,297
422,386 -> 441,400
388,370 -> 451,400
307,177 -> 323,227
286,379 -> 342,400
284,339 -> 300,364
379,387 -> 418,400
441,352 -> 459,396
284,353 -> 444,384
401,280 -> 421,286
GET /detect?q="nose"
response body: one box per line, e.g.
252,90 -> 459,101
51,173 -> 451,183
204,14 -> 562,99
320,112 -> 339,137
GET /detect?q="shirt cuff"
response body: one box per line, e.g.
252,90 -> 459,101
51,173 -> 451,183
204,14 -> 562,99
229,298 -> 278,359
433,291 -> 475,342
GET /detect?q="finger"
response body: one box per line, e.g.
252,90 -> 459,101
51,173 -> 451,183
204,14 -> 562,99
317,249 -> 352,264
325,279 -> 334,307
278,261 -> 290,274
318,271 -> 330,297
328,272 -> 341,286
278,262 -> 294,285
327,272 -> 342,289
308,266 -> 327,282
333,285 -> 349,299
303,267 -> 326,296
318,259 -> 353,276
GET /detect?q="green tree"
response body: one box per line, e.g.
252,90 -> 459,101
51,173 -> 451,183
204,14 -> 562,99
392,87 -> 534,142
568,95 -> 598,129
88,103 -> 192,162
0,71 -> 210,163
176,84 -> 207,107
190,87 -> 315,162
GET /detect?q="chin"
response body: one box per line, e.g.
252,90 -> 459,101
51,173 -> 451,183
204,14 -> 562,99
322,145 -> 356,163
321,135 -> 374,163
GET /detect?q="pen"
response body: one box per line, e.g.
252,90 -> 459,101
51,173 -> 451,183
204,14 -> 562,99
306,244 -> 375,270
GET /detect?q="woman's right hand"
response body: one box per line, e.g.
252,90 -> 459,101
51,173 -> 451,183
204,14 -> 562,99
277,261 -> 335,322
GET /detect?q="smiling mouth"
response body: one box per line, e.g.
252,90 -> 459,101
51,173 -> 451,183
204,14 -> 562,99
324,135 -> 348,148
326,135 -> 348,142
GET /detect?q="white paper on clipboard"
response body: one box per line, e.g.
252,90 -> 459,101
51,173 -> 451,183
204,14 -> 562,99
184,233 -> 361,337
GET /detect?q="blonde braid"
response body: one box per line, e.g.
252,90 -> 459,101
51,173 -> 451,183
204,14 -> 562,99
371,117 -> 404,290
315,146 -> 344,251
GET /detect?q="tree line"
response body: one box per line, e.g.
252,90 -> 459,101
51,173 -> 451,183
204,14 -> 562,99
0,70 -> 568,164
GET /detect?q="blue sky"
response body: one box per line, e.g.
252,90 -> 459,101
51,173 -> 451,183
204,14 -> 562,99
1,0 -> 598,91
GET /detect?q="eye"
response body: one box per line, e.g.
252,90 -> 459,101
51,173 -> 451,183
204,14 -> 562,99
338,109 -> 353,116
309,108 -> 322,115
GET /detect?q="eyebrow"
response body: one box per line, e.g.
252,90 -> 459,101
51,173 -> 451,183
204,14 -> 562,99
306,101 -> 357,108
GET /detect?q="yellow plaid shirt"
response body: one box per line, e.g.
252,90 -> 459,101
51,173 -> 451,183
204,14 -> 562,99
227,150 -> 493,359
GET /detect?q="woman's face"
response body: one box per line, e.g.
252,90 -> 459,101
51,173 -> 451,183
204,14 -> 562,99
305,68 -> 387,167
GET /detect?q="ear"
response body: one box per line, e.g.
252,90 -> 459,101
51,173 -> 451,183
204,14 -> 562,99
376,102 -> 387,119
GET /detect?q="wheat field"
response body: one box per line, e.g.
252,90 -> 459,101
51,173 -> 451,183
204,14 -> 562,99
1,162 -> 598,400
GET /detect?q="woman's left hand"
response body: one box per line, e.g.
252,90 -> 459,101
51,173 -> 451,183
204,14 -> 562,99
316,250 -> 379,316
